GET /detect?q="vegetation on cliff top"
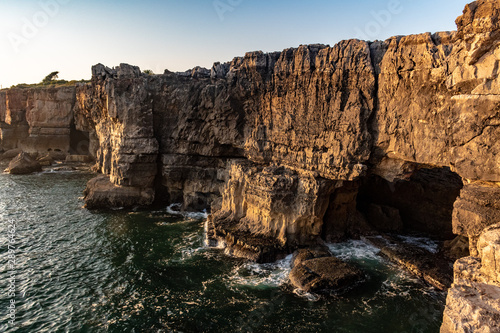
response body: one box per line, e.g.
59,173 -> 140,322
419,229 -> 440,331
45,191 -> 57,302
5,71 -> 89,90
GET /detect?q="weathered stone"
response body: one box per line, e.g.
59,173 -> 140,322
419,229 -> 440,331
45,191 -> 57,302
364,235 -> 453,290
209,161 -> 337,249
441,257 -> 500,333
0,148 -> 22,161
444,236 -> 470,261
5,152 -> 42,175
291,247 -> 332,269
289,256 -> 364,293
452,184 -> 500,256
477,224 -> 500,284
83,175 -> 155,209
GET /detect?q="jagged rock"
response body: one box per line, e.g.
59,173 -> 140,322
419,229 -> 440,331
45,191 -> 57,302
477,224 -> 500,284
5,152 -> 42,174
46,150 -> 67,161
289,256 -> 363,294
37,154 -> 53,166
83,175 -> 155,209
453,184 -> 500,256
290,247 -> 332,269
441,257 -> 500,333
444,236 -> 470,261
210,62 -> 230,80
2,2 -> 500,330
209,161 -> 337,250
364,235 -> 453,290
0,148 -> 22,161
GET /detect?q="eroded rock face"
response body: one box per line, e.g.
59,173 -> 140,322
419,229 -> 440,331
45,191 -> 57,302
453,184 -> 500,256
0,87 -> 77,153
2,1 -> 500,329
208,161 -> 337,249
75,64 -> 160,208
441,224 -> 500,333
83,175 -> 155,209
289,255 -> 364,294
5,152 -> 42,175
477,224 -> 500,284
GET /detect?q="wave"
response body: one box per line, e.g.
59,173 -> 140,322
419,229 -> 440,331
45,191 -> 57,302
166,203 -> 208,220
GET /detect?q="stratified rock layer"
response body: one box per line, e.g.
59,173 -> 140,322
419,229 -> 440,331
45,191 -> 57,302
2,1 -> 500,331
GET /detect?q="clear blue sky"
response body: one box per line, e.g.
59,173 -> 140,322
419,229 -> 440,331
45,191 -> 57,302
0,0 -> 469,88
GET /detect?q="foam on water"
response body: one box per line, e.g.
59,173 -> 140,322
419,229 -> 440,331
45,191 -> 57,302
0,172 -> 447,332
225,255 -> 293,289
166,203 -> 208,220
327,239 -> 382,262
397,235 -> 440,253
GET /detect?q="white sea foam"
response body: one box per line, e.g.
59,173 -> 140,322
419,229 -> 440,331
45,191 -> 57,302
226,254 -> 293,288
293,288 -> 320,302
327,239 -> 381,262
397,235 -> 440,253
166,203 -> 208,220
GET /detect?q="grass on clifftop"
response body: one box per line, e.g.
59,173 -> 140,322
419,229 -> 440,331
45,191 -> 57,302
8,79 -> 90,90
3,71 -> 90,91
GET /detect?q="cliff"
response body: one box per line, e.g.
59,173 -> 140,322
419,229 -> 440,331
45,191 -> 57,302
1,0 -> 499,331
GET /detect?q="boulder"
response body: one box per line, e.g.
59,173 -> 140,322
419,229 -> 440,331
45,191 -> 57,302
5,152 -> 42,174
37,154 -> 54,166
83,175 -> 155,209
291,247 -> 332,269
0,148 -> 23,161
289,255 -> 364,294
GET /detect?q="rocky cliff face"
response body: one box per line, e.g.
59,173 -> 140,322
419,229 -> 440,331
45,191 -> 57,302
0,86 -> 79,154
2,0 -> 500,331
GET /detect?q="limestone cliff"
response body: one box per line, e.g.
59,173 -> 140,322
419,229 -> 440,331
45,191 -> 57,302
1,0 -> 500,331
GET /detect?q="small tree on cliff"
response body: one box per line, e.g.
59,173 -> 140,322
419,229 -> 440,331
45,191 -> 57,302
143,69 -> 154,75
41,71 -> 59,85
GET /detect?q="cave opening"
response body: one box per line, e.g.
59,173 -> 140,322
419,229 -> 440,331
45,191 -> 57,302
69,121 -> 90,155
321,166 -> 464,243
356,166 -> 464,240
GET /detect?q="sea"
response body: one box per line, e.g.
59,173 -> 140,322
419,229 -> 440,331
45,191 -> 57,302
0,170 -> 446,332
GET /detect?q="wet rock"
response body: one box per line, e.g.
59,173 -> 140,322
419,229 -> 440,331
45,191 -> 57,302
289,256 -> 363,294
364,235 -> 453,290
0,148 -> 22,161
5,152 -> 42,174
37,153 -> 54,166
291,247 -> 332,269
206,213 -> 290,263
83,175 -> 155,209
208,161 -> 337,254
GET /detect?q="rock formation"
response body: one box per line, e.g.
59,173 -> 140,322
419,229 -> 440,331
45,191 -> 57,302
289,248 -> 364,294
5,152 -> 42,175
1,0 -> 500,331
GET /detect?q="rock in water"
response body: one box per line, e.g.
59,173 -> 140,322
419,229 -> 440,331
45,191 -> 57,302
5,152 -> 42,174
83,175 -> 155,209
289,251 -> 364,294
0,148 -> 23,162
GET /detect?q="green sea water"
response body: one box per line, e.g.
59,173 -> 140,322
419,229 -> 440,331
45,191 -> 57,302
0,171 -> 446,332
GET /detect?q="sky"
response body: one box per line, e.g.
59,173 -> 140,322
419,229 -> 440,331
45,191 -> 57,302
0,0 -> 470,88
